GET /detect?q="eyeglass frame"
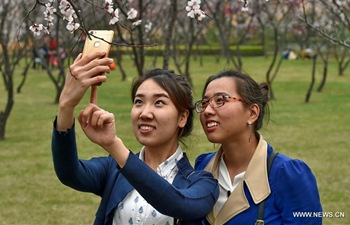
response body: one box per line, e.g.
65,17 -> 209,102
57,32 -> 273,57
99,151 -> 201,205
195,94 -> 244,113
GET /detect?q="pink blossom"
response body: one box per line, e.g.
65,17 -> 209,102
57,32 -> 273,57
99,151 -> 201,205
127,8 -> 138,20
133,20 -> 142,26
109,8 -> 120,25
186,0 -> 205,21
29,24 -> 44,36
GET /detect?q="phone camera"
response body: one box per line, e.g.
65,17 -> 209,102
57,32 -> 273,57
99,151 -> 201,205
93,41 -> 100,48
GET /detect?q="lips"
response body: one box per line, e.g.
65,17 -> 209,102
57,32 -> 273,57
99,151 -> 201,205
204,120 -> 220,132
140,125 -> 154,130
207,121 -> 219,128
139,124 -> 155,132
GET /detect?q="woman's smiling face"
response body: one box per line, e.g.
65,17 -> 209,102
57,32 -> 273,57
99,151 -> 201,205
199,77 -> 250,144
131,78 -> 187,148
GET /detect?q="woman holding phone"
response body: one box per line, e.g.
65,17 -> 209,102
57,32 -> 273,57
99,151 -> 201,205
51,52 -> 219,225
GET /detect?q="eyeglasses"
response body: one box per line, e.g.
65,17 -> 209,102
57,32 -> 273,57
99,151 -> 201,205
195,95 -> 244,113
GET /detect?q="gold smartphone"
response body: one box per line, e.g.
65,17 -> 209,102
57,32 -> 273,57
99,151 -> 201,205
82,30 -> 114,57
81,30 -> 114,104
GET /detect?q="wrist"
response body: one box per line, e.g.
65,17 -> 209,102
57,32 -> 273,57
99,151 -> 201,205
58,96 -> 76,111
57,103 -> 75,131
103,137 -> 130,168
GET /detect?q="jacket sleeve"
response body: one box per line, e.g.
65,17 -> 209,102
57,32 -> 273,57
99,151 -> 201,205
51,118 -> 111,196
274,159 -> 323,224
120,152 -> 219,220
194,153 -> 215,170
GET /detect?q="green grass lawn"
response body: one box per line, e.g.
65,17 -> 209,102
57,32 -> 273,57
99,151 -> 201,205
0,56 -> 349,224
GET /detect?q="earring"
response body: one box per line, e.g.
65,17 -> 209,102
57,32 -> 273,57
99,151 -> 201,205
248,121 -> 252,143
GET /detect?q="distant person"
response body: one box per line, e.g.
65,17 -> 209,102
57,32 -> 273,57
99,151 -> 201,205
282,49 -> 297,60
281,49 -> 290,59
51,51 -> 219,225
301,48 -> 315,59
31,47 -> 42,69
38,34 -> 50,63
57,46 -> 66,66
49,38 -> 57,51
287,50 -> 297,60
195,70 -> 322,225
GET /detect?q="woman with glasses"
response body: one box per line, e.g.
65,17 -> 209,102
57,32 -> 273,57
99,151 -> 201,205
51,52 -> 218,225
194,70 -> 322,225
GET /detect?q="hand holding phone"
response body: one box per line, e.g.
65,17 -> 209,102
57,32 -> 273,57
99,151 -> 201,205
82,30 -> 114,104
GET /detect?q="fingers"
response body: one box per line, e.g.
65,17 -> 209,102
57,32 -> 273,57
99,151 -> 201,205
82,51 -> 107,62
69,52 -> 113,85
90,86 -> 98,104
80,52 -> 113,71
78,104 -> 114,127
84,55 -> 113,72
73,53 -> 82,63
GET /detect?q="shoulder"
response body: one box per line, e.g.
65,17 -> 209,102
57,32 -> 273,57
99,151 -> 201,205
268,153 -> 322,218
270,152 -> 321,203
194,152 -> 216,170
271,153 -> 315,181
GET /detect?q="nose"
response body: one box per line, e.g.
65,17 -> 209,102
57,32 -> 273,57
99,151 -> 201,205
202,102 -> 216,117
139,104 -> 154,120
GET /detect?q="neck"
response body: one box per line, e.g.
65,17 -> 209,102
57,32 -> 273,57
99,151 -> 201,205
143,144 -> 179,171
221,133 -> 258,177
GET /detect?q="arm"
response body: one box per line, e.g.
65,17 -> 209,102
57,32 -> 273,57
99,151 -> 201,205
77,105 -> 218,220
52,119 -> 112,196
275,159 -> 322,225
120,152 -> 219,220
194,153 -> 215,170
52,52 -> 114,194
57,51 -> 113,131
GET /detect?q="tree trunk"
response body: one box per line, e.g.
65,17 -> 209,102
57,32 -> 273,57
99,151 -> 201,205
338,58 -> 350,76
0,112 -> 6,141
162,0 -> 177,70
317,60 -> 328,92
17,63 -> 30,93
152,52 -> 157,67
265,26 -> 279,100
116,50 -> 127,81
305,56 -> 317,103
0,63 -> 14,140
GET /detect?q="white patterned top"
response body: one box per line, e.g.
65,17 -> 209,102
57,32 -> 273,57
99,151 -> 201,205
113,146 -> 184,225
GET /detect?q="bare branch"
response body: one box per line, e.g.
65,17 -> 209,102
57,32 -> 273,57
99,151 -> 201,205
298,16 -> 350,49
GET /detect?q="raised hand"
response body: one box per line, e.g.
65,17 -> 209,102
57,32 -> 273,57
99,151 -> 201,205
56,52 -> 113,131
78,103 -> 129,167
60,52 -> 113,108
78,103 -> 116,149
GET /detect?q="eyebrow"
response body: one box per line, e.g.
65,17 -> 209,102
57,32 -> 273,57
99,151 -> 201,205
203,92 -> 229,99
135,93 -> 170,99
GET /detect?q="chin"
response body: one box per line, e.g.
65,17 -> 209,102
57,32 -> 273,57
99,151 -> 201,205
136,137 -> 157,147
206,135 -> 220,144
